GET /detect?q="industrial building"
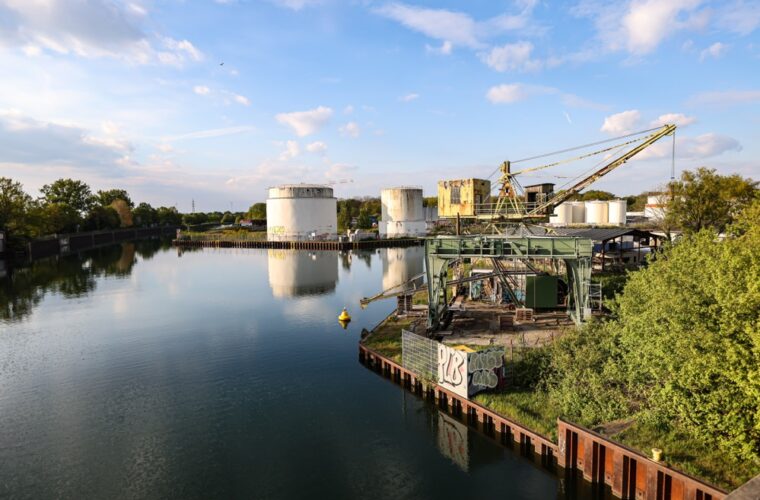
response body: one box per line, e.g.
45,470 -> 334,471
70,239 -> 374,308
266,184 -> 337,241
437,179 -> 491,218
379,187 -> 426,237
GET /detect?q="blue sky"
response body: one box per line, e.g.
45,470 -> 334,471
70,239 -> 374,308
0,0 -> 758,211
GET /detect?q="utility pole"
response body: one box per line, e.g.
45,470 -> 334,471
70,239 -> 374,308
191,199 -> 195,213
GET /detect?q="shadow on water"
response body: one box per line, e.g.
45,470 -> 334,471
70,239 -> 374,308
0,238 -> 169,323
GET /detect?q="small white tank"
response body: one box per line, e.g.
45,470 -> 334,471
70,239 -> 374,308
570,202 -> 586,224
549,203 -> 572,225
608,200 -> 627,226
585,200 -> 609,225
380,187 -> 426,237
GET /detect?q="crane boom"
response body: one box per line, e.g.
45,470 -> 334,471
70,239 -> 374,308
526,123 -> 676,217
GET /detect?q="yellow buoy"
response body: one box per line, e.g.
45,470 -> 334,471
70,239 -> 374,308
338,319 -> 350,330
651,448 -> 662,462
338,307 -> 351,322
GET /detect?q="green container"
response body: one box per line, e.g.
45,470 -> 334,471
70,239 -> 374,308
525,275 -> 558,309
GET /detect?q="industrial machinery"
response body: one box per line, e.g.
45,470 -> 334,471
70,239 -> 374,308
439,124 -> 677,224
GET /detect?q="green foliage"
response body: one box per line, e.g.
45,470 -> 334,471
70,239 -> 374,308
132,203 -> 157,227
357,207 -> 372,229
0,177 -> 36,244
545,204 -> 760,467
155,206 -> 181,226
83,206 -> 120,231
337,204 -> 351,231
40,178 -> 94,215
246,202 -> 266,219
423,196 -> 438,207
571,189 -> 617,201
667,167 -> 758,233
96,189 -> 133,208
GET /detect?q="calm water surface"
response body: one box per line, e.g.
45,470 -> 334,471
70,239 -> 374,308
0,241 -> 602,499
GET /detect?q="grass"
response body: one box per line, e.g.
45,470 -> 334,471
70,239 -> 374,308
613,421 -> 758,491
473,389 -> 558,440
361,315 -> 415,363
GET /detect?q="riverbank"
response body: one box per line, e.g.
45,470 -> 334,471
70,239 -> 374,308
360,314 -> 731,498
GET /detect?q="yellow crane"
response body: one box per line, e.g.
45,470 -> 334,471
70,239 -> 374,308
482,123 -> 677,222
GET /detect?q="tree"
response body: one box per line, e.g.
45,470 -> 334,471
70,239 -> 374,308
110,199 -> 133,227
156,206 -> 181,226
357,207 -> 372,229
0,177 -> 35,243
572,190 -> 617,202
667,167 -> 758,234
40,179 -> 94,215
132,203 -> 157,227
96,189 -> 133,208
83,206 -> 120,231
337,204 -> 351,231
38,203 -> 81,233
246,203 -> 266,220
221,212 -> 232,224
423,196 -> 438,208
546,203 -> 760,464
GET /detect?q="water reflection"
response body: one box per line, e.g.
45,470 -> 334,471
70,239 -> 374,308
382,246 -> 424,292
267,250 -> 339,297
0,239 -> 169,323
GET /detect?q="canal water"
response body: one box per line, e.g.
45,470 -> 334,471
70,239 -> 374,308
0,241 -> 602,499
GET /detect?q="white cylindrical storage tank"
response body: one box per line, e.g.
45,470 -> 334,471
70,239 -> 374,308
549,202 -> 572,225
570,201 -> 586,224
267,250 -> 338,297
380,187 -> 426,237
608,200 -> 627,226
585,200 -> 609,225
266,184 -> 337,241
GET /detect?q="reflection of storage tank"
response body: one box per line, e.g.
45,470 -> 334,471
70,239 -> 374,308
549,203 -> 572,225
382,246 -> 424,292
585,200 -> 609,224
570,202 -> 586,224
266,185 -> 337,241
380,188 -> 426,237
267,250 -> 338,297
608,200 -> 627,226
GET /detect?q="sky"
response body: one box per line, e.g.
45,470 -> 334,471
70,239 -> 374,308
0,0 -> 758,212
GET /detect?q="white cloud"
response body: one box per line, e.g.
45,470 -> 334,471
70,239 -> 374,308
600,110 -> 642,135
425,40 -> 453,55
639,133 -> 742,160
485,82 -> 605,109
325,163 -> 358,181
717,0 -> 760,35
267,0 -> 321,11
650,113 -> 697,128
0,110 -> 130,170
374,3 -> 480,48
700,42 -> 729,61
399,93 -> 419,102
306,141 -> 327,153
689,89 -> 760,105
164,126 -> 255,141
194,85 -> 211,95
480,41 -> 540,72
339,121 -> 361,138
343,105 -> 354,115
0,0 -> 203,65
275,106 -> 333,137
486,83 -> 530,103
278,140 -> 300,160
233,94 -> 250,106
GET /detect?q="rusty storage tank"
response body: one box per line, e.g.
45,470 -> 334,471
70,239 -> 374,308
266,184 -> 337,241
380,187 -> 426,237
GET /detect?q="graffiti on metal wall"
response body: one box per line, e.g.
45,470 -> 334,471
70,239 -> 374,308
467,349 -> 503,396
437,344 -> 468,398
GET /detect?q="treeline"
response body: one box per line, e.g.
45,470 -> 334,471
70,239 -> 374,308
1,177 -> 182,250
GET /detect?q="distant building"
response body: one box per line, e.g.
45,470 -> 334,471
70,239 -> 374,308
437,179 -> 491,218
